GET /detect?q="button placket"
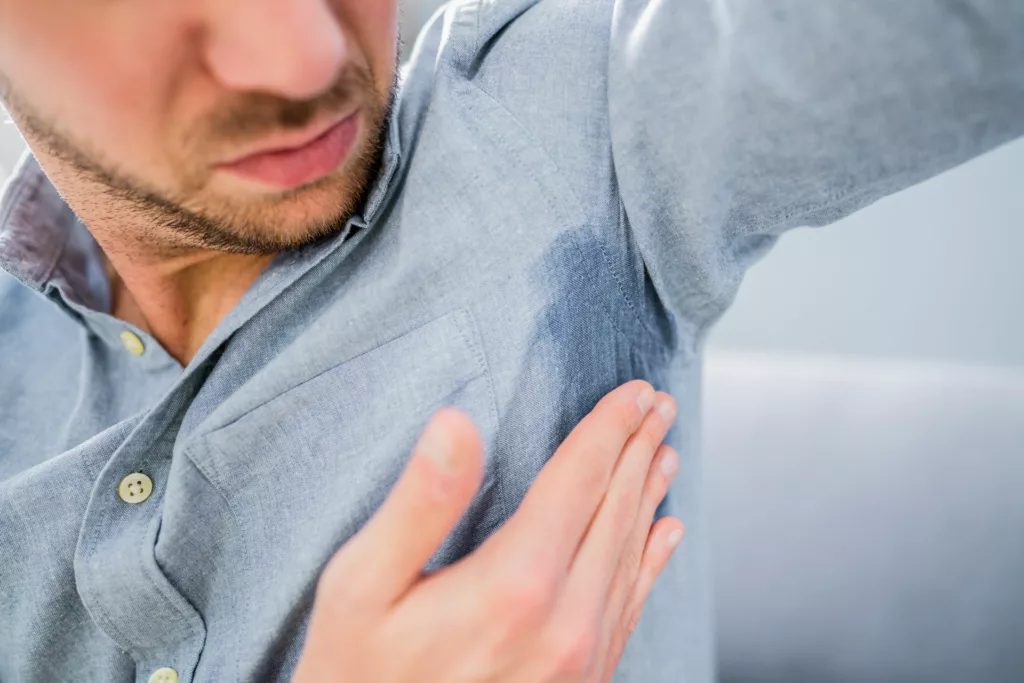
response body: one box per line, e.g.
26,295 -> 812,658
75,379 -> 207,681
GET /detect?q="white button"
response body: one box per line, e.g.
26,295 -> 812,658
148,668 -> 178,683
120,330 -> 146,356
118,472 -> 154,504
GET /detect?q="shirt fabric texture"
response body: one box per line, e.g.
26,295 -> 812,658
1,1 -> 1022,681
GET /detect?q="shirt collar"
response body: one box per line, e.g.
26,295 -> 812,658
0,153 -> 111,312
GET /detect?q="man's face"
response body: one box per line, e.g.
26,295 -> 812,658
0,0 -> 399,253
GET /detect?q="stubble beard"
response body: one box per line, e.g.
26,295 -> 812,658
1,68 -> 398,256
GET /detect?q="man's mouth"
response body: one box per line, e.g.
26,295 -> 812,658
215,111 -> 361,191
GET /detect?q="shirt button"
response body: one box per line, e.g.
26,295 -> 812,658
118,472 -> 154,504
148,668 -> 178,683
120,330 -> 146,356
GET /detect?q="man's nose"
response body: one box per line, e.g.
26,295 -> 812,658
203,0 -> 347,101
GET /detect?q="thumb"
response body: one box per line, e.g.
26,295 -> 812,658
323,408 -> 485,609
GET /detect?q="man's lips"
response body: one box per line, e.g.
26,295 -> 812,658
216,112 -> 360,190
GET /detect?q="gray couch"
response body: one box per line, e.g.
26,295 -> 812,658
706,352 -> 1024,683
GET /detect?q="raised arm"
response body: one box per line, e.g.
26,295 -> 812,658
608,0 -> 1024,321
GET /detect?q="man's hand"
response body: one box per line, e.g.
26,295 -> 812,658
292,381 -> 682,682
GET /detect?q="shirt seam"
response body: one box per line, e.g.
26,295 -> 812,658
461,78 -> 665,348
180,443 -> 249,681
197,308 -> 488,436
78,415 -> 205,651
450,307 -> 508,518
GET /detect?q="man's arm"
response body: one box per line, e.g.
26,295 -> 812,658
608,0 -> 1024,323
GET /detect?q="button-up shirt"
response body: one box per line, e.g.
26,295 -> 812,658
2,1 -> 1022,681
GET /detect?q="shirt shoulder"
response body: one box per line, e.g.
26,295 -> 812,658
401,0 -> 613,158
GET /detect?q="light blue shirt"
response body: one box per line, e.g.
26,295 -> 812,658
2,1 -> 1022,681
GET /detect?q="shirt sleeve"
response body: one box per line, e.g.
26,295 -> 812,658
607,0 -> 1024,328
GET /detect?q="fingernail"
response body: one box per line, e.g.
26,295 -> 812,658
656,397 -> 676,423
660,449 -> 679,478
418,418 -> 458,475
666,528 -> 684,550
637,386 -> 655,414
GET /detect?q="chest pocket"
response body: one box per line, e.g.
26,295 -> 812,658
190,304 -> 494,515
165,309 -> 497,632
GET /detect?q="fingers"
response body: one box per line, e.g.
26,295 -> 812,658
602,518 -> 684,683
562,393 -> 676,616
320,408 -> 484,610
492,381 -> 657,572
596,443 -> 678,669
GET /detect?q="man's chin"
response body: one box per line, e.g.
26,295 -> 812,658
179,173 -> 365,254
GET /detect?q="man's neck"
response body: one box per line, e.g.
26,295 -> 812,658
27,151 -> 278,366
99,244 -> 274,365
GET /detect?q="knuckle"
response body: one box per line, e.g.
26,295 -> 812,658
620,543 -> 644,575
615,400 -> 643,435
576,449 -> 611,496
638,413 -> 671,450
492,568 -> 558,629
634,426 -> 663,458
594,400 -> 640,442
613,512 -> 638,548
548,624 -> 598,678
610,488 -> 642,531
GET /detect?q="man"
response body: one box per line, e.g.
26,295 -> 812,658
0,0 -> 1021,681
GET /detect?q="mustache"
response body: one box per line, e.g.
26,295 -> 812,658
186,65 -> 374,147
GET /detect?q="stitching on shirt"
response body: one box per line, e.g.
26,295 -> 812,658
79,401 -> 207,649
37,214 -> 75,296
1,170 -> 47,286
29,176 -> 70,289
714,123 -> 997,340
734,108 -> 1010,248
80,505 -> 197,648
203,309 -> 488,435
137,513 -> 207,635
450,307 -> 509,518
137,429 -> 207,640
594,0 -> 670,342
181,441 -> 252,682
459,79 -> 666,348
481,146 -> 629,346
477,138 -> 630,348
79,478 -> 135,648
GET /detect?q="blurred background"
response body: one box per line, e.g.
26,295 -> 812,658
3,2 -> 1022,681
